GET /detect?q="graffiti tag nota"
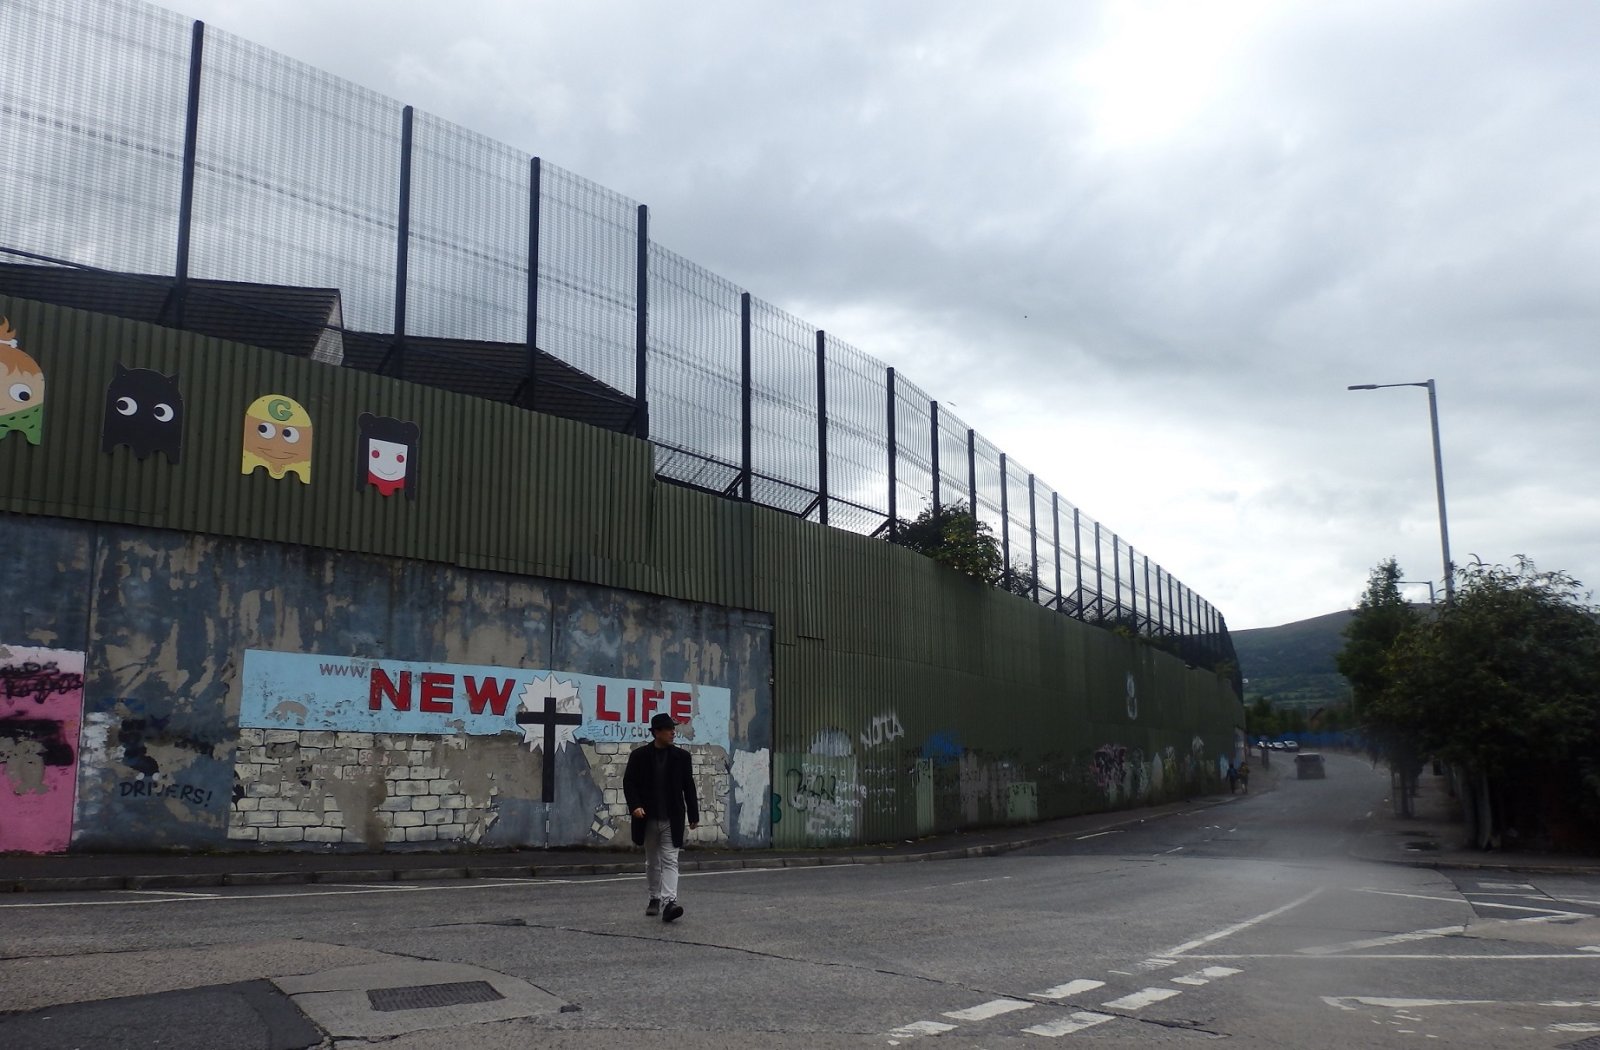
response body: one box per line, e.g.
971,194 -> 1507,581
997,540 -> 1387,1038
239,650 -> 733,750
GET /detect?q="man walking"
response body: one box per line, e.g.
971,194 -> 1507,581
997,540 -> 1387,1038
623,713 -> 699,922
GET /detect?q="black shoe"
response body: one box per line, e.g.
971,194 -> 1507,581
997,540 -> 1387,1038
662,900 -> 683,923
645,898 -> 660,917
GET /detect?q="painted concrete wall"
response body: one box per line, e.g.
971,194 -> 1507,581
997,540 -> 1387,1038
0,514 -> 772,853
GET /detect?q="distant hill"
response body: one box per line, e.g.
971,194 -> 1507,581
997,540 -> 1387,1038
1231,609 -> 1354,709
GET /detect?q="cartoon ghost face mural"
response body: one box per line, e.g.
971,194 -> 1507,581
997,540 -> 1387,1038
101,365 -> 184,463
0,318 -> 44,445
356,412 -> 419,499
241,394 -> 313,482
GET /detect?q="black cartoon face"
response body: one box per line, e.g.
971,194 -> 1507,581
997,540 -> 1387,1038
101,365 -> 184,463
356,412 -> 419,499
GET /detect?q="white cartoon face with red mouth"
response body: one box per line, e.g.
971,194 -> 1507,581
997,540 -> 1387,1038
367,438 -> 408,484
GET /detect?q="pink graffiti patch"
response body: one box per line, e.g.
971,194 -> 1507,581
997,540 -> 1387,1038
0,645 -> 86,853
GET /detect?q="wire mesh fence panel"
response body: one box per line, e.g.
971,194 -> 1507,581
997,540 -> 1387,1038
1001,453 -> 1035,586
748,297 -> 820,516
1034,481 -> 1063,608
892,373 -> 934,526
406,114 -> 529,343
647,244 -> 743,491
822,334 -> 889,534
935,403 -> 973,513
192,30 -> 402,334
1113,536 -> 1138,623
1075,512 -> 1101,617
971,431 -> 1006,563
0,0 -> 188,275
538,162 -> 638,396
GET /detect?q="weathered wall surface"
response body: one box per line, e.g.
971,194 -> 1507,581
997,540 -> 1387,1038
0,295 -> 1240,854
1,515 -> 771,852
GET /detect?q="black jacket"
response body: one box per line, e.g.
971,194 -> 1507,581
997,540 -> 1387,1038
622,742 -> 700,848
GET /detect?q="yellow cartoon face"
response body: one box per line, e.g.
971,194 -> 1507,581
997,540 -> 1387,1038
241,394 -> 313,482
0,317 -> 45,445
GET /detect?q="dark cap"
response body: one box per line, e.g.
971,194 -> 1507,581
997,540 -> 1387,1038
649,713 -> 677,732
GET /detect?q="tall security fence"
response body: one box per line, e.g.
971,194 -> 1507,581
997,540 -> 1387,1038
0,0 -> 1237,679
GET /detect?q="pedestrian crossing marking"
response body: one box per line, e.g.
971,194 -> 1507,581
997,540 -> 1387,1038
1022,1011 -> 1116,1037
1034,979 -> 1105,999
943,998 -> 1036,1020
1102,987 -> 1183,1010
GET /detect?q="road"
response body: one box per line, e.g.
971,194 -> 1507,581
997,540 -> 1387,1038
2,752 -> 1597,1048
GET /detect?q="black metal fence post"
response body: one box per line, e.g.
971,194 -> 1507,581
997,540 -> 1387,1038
387,104 -> 414,379
1143,554 -> 1153,636
170,18 -> 204,328
930,401 -> 941,515
521,156 -> 542,410
999,453 -> 1011,590
1111,532 -> 1121,623
886,367 -> 897,537
1128,544 -> 1138,632
1073,508 -> 1083,619
740,292 -> 752,501
633,203 -> 649,440
1028,474 -> 1039,603
1052,492 -> 1062,609
816,330 -> 828,525
966,428 -> 976,515
1093,522 -> 1103,620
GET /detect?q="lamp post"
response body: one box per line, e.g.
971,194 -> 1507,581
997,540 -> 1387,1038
1400,579 -> 1437,604
1347,379 -> 1455,602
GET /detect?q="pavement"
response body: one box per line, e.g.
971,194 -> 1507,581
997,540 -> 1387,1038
5,754 -> 1597,893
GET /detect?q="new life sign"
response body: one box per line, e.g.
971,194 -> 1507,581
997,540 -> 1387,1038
239,649 -> 732,750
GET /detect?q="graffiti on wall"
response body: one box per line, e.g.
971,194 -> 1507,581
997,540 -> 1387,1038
240,650 -> 732,749
0,645 -> 85,853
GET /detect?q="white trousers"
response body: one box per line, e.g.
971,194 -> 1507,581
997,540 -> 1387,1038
644,819 -> 680,902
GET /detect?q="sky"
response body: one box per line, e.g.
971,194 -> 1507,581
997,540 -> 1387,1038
160,0 -> 1600,630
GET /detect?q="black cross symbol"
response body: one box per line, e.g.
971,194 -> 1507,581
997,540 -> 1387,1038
517,697 -> 583,803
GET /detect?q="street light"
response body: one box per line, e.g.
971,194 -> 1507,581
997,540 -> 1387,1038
1400,579 -> 1437,604
1347,379 -> 1455,602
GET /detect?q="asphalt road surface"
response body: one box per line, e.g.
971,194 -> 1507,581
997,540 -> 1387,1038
3,752 -> 1598,1048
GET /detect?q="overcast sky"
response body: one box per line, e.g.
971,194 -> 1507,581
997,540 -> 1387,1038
165,0 -> 1600,630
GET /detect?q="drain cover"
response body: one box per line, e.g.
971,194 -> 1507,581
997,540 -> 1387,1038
368,981 -> 505,1012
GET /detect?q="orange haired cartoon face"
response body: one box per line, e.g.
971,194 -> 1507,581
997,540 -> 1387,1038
0,317 -> 45,445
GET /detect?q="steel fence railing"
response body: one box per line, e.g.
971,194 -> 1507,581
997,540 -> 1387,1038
0,0 -> 1240,684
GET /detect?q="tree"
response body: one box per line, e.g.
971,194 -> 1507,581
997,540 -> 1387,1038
890,502 -> 1003,584
1336,559 -> 1418,723
1377,557 -> 1600,849
1336,559 -> 1422,810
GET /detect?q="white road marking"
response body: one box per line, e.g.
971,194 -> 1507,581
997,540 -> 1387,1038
1023,1011 -> 1116,1037
886,1019 -> 957,1038
1161,888 -> 1324,956
1542,1001 -> 1600,1007
1102,987 -> 1182,1010
1131,958 -> 1177,972
1476,882 -> 1535,891
943,998 -> 1036,1021
1303,910 -> 1588,955
1551,1023 -> 1600,1033
121,889 -> 222,898
1034,979 -> 1105,999
1300,924 -> 1466,955
1323,996 -> 1495,1011
1075,830 -> 1122,840
1160,846 -> 1184,854
1171,966 -> 1241,986
1185,952 -> 1600,961
1581,946 -> 1600,953
0,878 -> 546,908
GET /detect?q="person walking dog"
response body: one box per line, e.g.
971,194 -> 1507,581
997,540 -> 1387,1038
623,713 -> 699,922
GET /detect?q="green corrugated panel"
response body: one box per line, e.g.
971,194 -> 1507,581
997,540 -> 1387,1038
0,294 -> 662,579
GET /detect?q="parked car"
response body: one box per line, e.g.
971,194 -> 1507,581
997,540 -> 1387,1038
1283,740 -> 1300,751
1294,752 -> 1326,779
